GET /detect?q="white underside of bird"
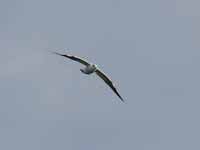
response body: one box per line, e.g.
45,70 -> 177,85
80,64 -> 97,74
52,51 -> 124,102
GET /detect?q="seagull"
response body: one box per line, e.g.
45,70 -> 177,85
53,52 -> 124,102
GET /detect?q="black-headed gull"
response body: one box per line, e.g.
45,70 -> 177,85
53,52 -> 124,102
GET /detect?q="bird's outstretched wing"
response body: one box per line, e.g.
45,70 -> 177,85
52,52 -> 90,66
95,69 -> 124,102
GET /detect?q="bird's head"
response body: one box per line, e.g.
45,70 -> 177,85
80,68 -> 85,73
92,64 -> 98,69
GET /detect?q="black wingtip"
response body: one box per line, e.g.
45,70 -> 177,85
115,91 -> 125,103
116,92 -> 125,103
119,97 -> 125,103
50,51 -> 64,56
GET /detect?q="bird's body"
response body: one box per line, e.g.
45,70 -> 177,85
52,51 -> 124,102
80,64 -> 97,74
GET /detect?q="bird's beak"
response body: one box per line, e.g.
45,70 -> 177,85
80,69 -> 84,73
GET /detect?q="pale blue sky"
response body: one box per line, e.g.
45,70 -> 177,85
0,0 -> 200,149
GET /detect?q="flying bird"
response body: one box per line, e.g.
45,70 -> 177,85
53,52 -> 124,102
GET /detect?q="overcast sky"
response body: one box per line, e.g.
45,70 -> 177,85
0,0 -> 200,149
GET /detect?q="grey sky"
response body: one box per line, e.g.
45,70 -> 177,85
0,0 -> 200,149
